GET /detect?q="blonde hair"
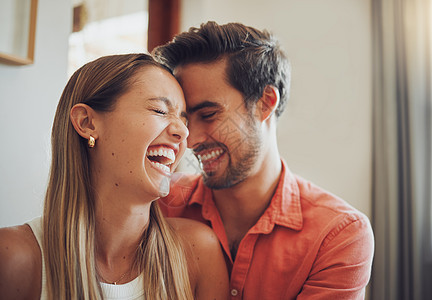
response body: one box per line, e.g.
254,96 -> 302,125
43,54 -> 193,299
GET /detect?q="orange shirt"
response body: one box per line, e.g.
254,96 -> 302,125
159,160 -> 374,299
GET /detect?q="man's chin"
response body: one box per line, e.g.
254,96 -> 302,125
202,172 -> 225,189
202,172 -> 242,190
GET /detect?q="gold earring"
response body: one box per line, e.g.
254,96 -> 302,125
88,135 -> 95,148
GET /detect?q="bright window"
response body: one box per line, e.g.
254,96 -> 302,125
68,0 -> 148,77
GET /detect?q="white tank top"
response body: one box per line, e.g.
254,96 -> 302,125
27,217 -> 145,300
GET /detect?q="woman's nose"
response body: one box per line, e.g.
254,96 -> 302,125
169,117 -> 189,142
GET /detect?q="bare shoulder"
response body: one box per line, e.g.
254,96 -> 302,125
166,218 -> 220,251
166,218 -> 229,300
0,224 -> 42,299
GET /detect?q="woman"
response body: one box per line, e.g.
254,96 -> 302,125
0,54 -> 229,299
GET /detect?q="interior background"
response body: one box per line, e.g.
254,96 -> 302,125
0,0 -> 371,227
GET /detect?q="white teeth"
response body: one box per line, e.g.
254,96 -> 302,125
197,149 -> 224,162
146,147 -> 176,164
150,161 -> 170,173
167,151 -> 175,161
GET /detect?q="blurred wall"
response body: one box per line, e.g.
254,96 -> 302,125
180,0 -> 372,218
0,0 -> 72,226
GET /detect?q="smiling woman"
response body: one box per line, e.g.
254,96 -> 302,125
0,54 -> 228,300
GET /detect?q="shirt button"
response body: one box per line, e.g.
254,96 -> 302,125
231,289 -> 238,296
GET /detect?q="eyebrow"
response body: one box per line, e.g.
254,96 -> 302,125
148,97 -> 187,118
187,100 -> 223,114
148,97 -> 172,107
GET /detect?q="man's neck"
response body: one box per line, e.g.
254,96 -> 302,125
212,147 -> 282,259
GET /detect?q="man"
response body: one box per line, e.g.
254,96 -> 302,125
154,21 -> 374,299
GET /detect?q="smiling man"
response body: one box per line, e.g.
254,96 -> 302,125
154,21 -> 374,299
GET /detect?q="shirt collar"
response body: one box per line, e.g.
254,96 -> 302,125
188,159 -> 303,233
252,159 -> 303,233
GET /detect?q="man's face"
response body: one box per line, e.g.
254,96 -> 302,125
174,59 -> 262,189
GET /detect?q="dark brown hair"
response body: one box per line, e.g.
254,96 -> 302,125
153,21 -> 291,117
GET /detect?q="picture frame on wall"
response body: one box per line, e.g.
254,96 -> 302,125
0,0 -> 38,65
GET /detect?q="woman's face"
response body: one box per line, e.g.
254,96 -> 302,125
92,66 -> 188,201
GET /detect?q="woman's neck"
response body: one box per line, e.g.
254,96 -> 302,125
93,196 -> 152,282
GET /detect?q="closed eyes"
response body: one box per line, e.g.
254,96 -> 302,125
152,108 -> 168,115
200,111 -> 217,120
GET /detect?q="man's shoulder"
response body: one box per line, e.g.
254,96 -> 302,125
289,174 -> 373,255
293,174 -> 370,227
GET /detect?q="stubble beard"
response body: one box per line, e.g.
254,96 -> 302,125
201,121 -> 262,190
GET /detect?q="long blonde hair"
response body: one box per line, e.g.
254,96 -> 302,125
43,54 -> 193,299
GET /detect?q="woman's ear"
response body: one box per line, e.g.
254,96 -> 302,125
257,85 -> 280,122
70,103 -> 99,140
